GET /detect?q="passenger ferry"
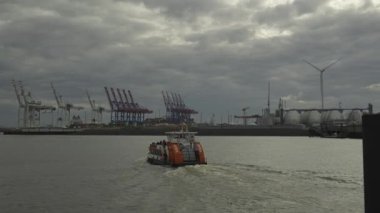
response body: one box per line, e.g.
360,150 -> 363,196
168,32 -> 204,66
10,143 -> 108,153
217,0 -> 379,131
147,125 -> 207,166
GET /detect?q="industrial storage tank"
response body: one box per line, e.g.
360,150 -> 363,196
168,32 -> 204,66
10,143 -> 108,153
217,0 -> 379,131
342,111 -> 350,120
347,110 -> 362,125
261,115 -> 274,126
284,111 -> 301,125
306,110 -> 321,127
321,111 -> 329,123
300,111 -> 310,125
327,110 -> 343,122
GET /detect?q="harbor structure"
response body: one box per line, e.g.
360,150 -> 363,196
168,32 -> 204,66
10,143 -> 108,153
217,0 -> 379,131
281,104 -> 373,137
50,82 -> 84,127
7,80 -> 374,138
234,107 -> 260,126
282,104 -> 372,127
104,87 -> 152,125
86,90 -> 107,124
11,80 -> 55,128
162,91 -> 197,124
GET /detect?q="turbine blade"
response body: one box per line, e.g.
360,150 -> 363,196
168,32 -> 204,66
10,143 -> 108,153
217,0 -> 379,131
322,57 -> 342,71
302,59 -> 323,72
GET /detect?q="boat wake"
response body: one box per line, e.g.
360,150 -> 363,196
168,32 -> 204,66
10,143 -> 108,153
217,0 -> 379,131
113,159 -> 363,213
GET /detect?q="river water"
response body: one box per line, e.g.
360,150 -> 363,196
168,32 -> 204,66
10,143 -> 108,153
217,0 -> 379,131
0,135 -> 363,212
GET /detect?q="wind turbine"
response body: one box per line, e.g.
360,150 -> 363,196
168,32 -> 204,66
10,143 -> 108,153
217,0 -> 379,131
303,58 -> 342,109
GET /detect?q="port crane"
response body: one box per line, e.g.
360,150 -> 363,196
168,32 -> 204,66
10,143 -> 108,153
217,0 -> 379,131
105,87 -> 119,124
162,91 -> 197,123
12,80 -> 55,128
50,82 -> 83,127
86,90 -> 107,124
11,80 -> 25,127
105,86 -> 152,125
234,107 -> 260,126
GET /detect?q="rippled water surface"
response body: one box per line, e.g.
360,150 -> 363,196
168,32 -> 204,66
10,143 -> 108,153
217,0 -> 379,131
0,135 -> 363,212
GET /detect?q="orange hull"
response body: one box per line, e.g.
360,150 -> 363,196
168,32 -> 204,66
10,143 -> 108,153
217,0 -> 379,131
147,142 -> 207,167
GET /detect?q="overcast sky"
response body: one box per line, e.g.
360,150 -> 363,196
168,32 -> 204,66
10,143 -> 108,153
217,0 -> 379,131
1,0 -> 380,127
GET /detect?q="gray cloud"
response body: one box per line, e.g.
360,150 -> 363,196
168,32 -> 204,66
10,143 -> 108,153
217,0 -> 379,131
126,0 -> 224,21
1,0 -> 380,127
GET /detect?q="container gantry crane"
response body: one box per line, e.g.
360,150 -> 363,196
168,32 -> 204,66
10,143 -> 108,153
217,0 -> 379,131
162,91 -> 197,124
105,87 -> 152,125
50,82 -> 83,127
12,80 -> 55,128
86,90 -> 106,124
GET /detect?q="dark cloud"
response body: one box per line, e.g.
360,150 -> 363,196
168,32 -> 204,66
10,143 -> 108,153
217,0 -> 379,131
0,0 -> 380,127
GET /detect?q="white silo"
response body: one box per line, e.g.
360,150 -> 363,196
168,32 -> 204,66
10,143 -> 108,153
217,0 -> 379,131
284,111 -> 301,125
347,110 -> 362,125
342,111 -> 350,120
321,111 -> 329,123
307,110 -> 321,127
327,110 -> 343,122
300,111 -> 310,125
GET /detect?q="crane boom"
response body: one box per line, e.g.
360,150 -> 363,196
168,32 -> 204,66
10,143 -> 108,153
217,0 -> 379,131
178,94 -> 185,108
18,81 -> 28,107
50,82 -> 62,108
86,90 -> 95,110
104,87 -> 114,110
11,80 -> 24,107
166,91 -> 174,110
127,90 -> 135,105
116,88 -> 127,110
122,89 -> 132,108
175,93 -> 182,108
171,92 -> 179,107
110,88 -> 120,110
162,91 -> 170,111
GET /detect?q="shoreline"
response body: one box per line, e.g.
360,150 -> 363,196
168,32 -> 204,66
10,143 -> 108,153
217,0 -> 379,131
1,125 -> 361,138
